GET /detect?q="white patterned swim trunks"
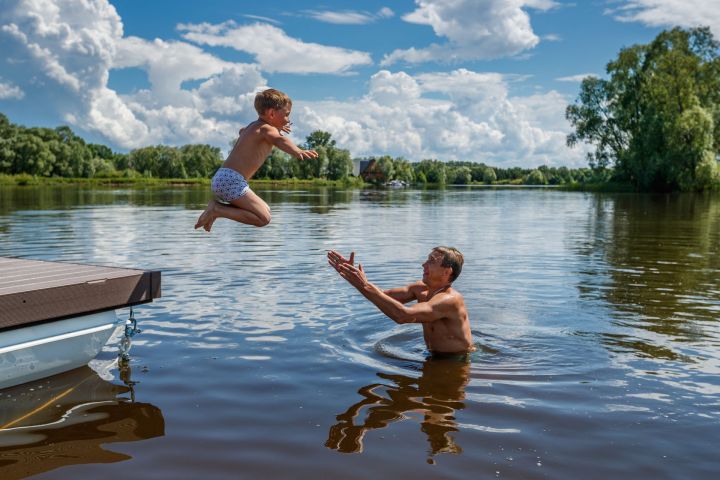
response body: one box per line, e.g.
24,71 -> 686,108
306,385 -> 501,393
211,167 -> 250,202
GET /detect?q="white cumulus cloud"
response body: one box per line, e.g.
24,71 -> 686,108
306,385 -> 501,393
297,69 -> 586,167
303,7 -> 395,24
556,73 -> 599,82
610,0 -> 720,35
382,0 -> 559,65
0,0 -> 268,149
0,0 -> 121,92
0,0 -> 586,167
114,36 -> 236,105
0,79 -> 24,99
304,10 -> 375,25
179,21 -> 372,74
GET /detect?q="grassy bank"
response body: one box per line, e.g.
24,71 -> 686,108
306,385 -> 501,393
0,174 -> 207,187
558,181 -> 638,192
0,174 -> 366,188
0,174 -> 651,192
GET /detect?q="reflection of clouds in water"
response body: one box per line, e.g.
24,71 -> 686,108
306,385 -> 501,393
464,392 -> 527,408
456,423 -> 521,433
585,339 -> 720,420
246,336 -> 286,342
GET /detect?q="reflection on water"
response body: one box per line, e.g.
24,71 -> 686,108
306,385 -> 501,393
326,358 -> 469,457
576,193 -> 720,364
1,185 -> 719,478
0,364 -> 163,480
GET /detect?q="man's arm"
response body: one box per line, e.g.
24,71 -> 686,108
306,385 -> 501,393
328,251 -> 452,324
353,275 -> 453,324
329,251 -> 417,304
383,284 -> 419,304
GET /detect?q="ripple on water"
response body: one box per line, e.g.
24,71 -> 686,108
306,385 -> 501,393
330,316 -> 609,386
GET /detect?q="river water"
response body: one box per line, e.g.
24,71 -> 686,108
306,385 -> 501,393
0,185 -> 718,479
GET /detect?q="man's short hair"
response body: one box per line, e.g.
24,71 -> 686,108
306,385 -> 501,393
254,88 -> 292,115
433,246 -> 464,283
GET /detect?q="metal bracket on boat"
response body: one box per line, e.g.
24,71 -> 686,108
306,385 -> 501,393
119,307 -> 142,362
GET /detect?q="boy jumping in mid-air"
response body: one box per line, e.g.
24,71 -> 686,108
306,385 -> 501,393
194,88 -> 318,232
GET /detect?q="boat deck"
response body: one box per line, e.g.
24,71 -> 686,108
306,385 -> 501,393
0,257 -> 161,331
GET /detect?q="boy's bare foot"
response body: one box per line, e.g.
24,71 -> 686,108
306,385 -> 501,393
194,200 -> 217,230
203,216 -> 217,232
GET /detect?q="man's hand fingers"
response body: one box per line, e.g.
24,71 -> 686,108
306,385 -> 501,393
349,252 -> 354,265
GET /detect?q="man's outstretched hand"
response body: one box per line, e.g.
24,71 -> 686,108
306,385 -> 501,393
328,250 -> 368,290
328,250 -> 354,272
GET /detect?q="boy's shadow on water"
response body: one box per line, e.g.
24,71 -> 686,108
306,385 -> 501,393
325,357 -> 469,456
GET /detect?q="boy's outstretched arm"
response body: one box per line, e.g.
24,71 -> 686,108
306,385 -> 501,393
263,125 -> 318,159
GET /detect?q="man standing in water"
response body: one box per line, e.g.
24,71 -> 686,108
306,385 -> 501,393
327,247 -> 475,355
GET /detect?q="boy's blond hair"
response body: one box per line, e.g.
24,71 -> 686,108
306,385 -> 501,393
254,88 -> 292,115
432,246 -> 464,283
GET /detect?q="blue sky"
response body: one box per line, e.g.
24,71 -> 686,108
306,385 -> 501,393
1,0 -> 718,167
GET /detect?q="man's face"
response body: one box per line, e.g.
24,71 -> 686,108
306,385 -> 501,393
422,251 -> 449,284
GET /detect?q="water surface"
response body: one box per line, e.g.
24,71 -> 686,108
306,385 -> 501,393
0,185 -> 718,479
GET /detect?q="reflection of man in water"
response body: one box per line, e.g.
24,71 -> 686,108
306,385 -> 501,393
328,246 -> 475,355
325,358 -> 469,455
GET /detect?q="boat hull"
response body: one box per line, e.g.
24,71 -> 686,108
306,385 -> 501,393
0,311 -> 121,390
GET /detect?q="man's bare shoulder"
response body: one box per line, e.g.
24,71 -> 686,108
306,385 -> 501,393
431,287 -> 465,308
408,281 -> 427,296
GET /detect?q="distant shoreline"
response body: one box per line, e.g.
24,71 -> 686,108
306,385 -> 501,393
0,175 -> 355,188
0,174 -> 643,192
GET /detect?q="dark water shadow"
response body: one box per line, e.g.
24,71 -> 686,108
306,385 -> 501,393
325,357 -> 469,458
0,364 -> 164,480
574,192 -> 720,361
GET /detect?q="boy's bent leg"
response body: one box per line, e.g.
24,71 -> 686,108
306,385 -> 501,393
203,190 -> 270,229
194,190 -> 271,231
227,189 -> 271,226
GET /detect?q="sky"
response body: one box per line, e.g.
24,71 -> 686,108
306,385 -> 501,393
1,0 -> 719,168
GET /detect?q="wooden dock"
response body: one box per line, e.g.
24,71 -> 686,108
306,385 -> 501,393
0,257 -> 161,331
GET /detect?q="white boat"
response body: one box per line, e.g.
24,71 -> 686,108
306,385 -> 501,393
0,257 -> 160,390
0,310 -> 123,390
385,179 -> 408,188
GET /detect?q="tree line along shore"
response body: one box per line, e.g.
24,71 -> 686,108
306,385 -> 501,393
1,27 -> 718,192
0,115 -> 605,189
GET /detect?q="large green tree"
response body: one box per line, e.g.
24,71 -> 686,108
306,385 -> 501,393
300,130 -> 350,179
414,159 -> 447,184
179,144 -> 223,178
393,158 -> 415,183
567,27 -> 720,191
326,147 -> 353,180
128,145 -> 187,178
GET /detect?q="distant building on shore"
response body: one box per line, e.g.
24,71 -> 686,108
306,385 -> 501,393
356,159 -> 383,183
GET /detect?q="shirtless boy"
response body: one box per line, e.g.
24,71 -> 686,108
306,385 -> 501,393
194,88 -> 318,231
328,247 -> 475,355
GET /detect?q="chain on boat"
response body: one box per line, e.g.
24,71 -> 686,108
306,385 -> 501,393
119,307 -> 142,362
